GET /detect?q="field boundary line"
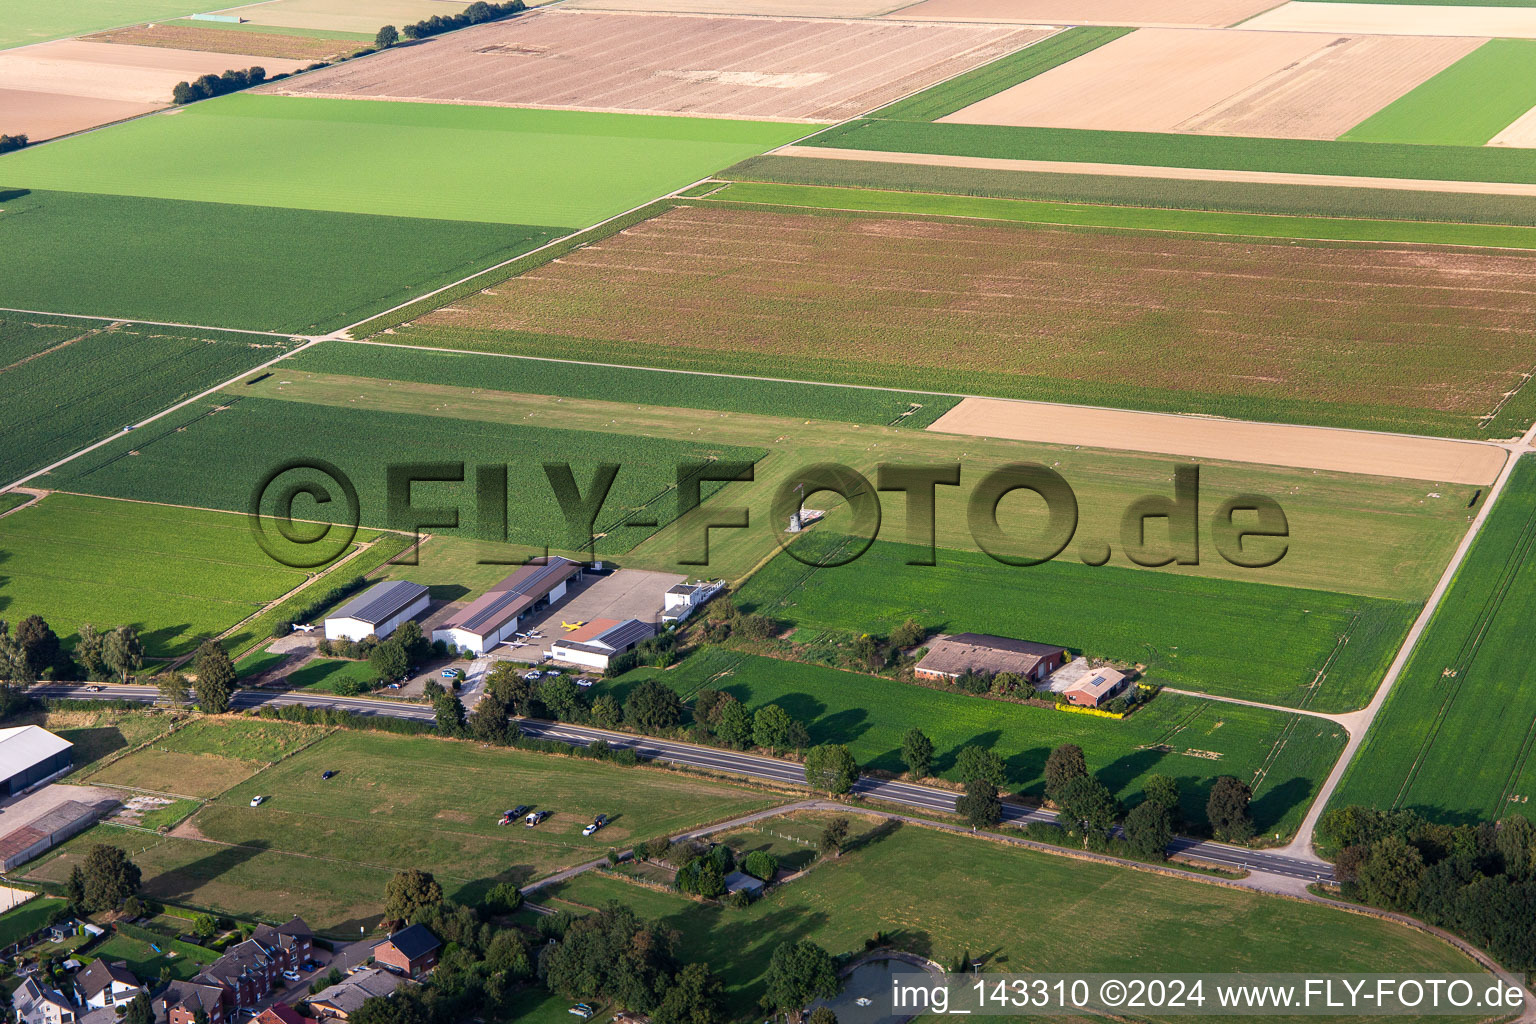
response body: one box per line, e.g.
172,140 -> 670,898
0,307 -> 309,340
1285,449 -> 1523,859
0,337 -> 318,494
1159,688 -> 1344,723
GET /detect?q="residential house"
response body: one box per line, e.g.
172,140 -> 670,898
171,916 -> 313,1017
256,1003 -> 317,1024
74,960 -> 142,1009
307,969 -> 405,1021
371,924 -> 440,978
14,976 -> 77,1024
155,980 -> 226,1024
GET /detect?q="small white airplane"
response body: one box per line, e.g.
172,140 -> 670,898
293,623 -> 316,633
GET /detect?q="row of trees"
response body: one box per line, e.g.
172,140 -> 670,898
1321,805 -> 1536,969
171,67 -> 267,106
0,614 -> 144,684
0,134 -> 27,154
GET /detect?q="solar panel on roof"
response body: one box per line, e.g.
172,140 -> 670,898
331,581 -> 429,624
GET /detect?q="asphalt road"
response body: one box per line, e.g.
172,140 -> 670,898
34,683 -> 1334,882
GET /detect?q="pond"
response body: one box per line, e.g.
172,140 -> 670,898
810,954 -> 943,1024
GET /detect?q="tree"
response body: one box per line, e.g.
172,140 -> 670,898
374,23 -> 399,47
192,913 -> 218,939
1123,799 -> 1173,860
1043,744 -> 1087,804
590,693 -> 621,729
819,817 -> 850,859
804,744 -> 857,796
900,728 -> 934,779
192,639 -> 235,713
753,704 -> 791,752
654,962 -> 725,1024
956,777 -> 1001,829
763,940 -> 838,1018
743,850 -> 778,882
81,844 -> 142,911
104,626 -> 144,682
624,679 -> 683,733
75,624 -> 107,680
890,619 -> 925,650
785,719 -> 811,752
433,692 -> 465,736
954,745 -> 1005,788
484,928 -> 531,978
1142,774 -> 1181,816
370,638 -> 409,683
716,699 -> 753,750
1496,814 -> 1534,878
383,868 -> 443,923
541,902 -> 679,1012
65,865 -> 85,907
16,615 -> 62,680
1206,776 -> 1254,843
158,672 -> 188,707
466,690 -> 510,744
1357,836 -> 1426,910
1055,775 -> 1120,836
541,675 -> 585,721
123,993 -> 153,1024
852,633 -> 883,670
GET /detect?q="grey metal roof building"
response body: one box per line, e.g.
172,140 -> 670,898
432,556 -> 582,655
0,727 -> 72,797
550,618 -> 656,669
325,580 -> 430,643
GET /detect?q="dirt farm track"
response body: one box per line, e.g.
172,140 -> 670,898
261,9 -> 1052,121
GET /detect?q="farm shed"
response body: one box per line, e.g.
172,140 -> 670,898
549,618 -> 656,670
913,634 -> 1067,684
431,556 -> 583,656
324,580 -> 430,643
0,726 -> 72,796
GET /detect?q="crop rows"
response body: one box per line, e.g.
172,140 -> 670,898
42,396 -> 768,556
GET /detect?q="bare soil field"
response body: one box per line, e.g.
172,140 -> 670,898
1179,33 -> 1483,140
938,28 -> 1338,133
779,145 -> 1536,196
413,206 -> 1536,427
568,0 -> 908,14
261,9 -> 1051,121
1491,105 -> 1536,148
209,0 -> 470,33
929,397 -> 1506,484
888,0 -> 1276,28
0,40 -> 306,139
85,23 -> 357,61
1241,2 -> 1536,39
0,88 -> 157,140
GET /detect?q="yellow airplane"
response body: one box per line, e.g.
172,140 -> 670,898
561,620 -> 586,632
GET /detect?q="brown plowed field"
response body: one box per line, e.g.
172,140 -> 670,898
889,0 -> 1277,28
1178,33 -> 1484,140
411,206 -> 1536,424
568,0 -> 907,14
0,88 -> 158,141
939,28 -> 1340,132
84,24 -> 358,61
1242,1 -> 1536,39
261,9 -> 1052,121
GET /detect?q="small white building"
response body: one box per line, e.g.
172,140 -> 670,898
549,618 -> 655,671
661,580 -> 724,624
324,581 -> 430,643
431,557 -> 583,656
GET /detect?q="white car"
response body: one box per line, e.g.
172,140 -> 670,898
250,795 -> 266,807
282,970 -> 301,982
294,623 -> 316,633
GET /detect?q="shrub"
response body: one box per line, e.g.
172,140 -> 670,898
0,134 -> 29,154
743,850 -> 777,881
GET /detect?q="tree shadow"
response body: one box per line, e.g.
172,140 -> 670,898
935,730 -> 1002,775
1098,747 -> 1166,796
1250,776 -> 1316,835
144,839 -> 268,904
0,189 -> 29,203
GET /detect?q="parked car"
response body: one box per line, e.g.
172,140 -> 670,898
510,805 -> 530,817
525,810 -> 549,827
85,685 -> 102,692
569,1006 -> 594,1020
321,770 -> 337,780
250,795 -> 266,807
523,670 -> 543,682
282,970 -> 300,982
582,814 -> 609,837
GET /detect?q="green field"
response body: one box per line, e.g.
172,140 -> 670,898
0,190 -> 562,333
724,154 -> 1536,227
285,656 -> 382,693
0,95 -> 810,226
536,824 -> 1473,1022
704,180 -> 1536,249
737,535 -> 1415,713
0,0 -> 206,49
617,648 -> 1344,836
42,395 -> 767,556
1344,40 -> 1536,145
0,494 -> 309,657
24,723 -> 779,933
0,493 -> 32,515
0,314 -> 302,483
1333,456 -> 1536,823
88,927 -> 217,981
876,27 -> 1133,121
808,119 -> 1536,184
162,17 -> 372,40
282,342 -> 960,427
